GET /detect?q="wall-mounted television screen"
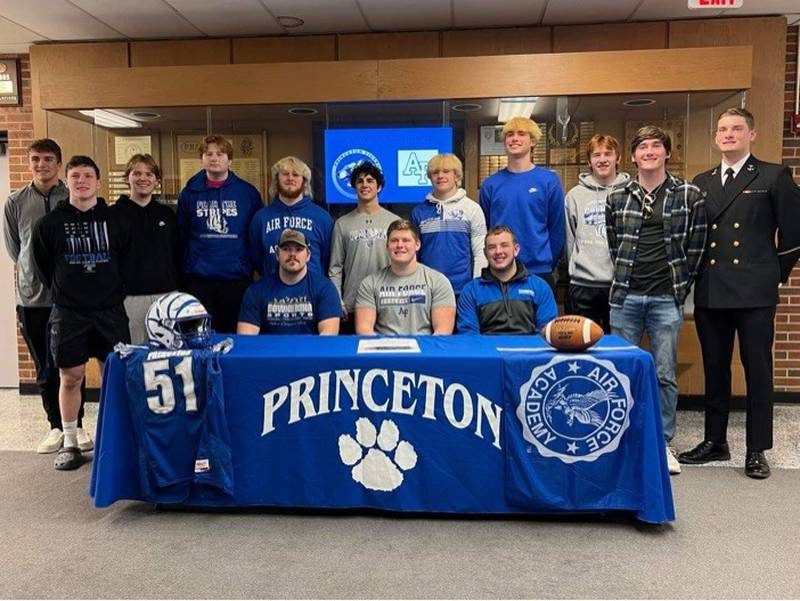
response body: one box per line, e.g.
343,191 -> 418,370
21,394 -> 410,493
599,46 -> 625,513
324,127 -> 453,204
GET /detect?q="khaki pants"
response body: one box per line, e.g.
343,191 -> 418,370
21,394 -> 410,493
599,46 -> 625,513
124,292 -> 177,345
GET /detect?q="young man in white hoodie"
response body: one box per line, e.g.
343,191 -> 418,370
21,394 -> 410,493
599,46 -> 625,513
564,135 -> 629,332
411,153 -> 487,297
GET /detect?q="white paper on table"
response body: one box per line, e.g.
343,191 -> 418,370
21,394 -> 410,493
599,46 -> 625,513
357,338 -> 421,354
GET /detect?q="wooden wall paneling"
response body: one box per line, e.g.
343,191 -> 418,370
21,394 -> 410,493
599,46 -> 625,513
441,27 -> 551,57
685,104 -> 718,180
94,126 -> 111,200
265,119 -> 314,181
45,111 -> 94,169
86,360 -> 100,388
669,16 -> 786,163
29,42 -> 129,72
131,39 -> 231,67
338,32 -> 440,60
30,42 -> 129,138
39,60 -> 379,109
159,132 -> 178,197
233,36 -> 336,63
553,22 -> 668,53
377,46 -> 752,100
463,115 -> 480,201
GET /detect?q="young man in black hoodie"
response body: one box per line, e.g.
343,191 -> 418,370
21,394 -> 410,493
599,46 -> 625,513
111,154 -> 181,344
32,156 -> 131,471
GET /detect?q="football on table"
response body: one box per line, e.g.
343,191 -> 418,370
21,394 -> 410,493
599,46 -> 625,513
542,315 -> 604,352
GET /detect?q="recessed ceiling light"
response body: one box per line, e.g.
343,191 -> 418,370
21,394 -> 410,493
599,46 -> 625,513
130,111 -> 160,120
288,107 -> 318,116
623,98 -> 656,107
277,15 -> 304,28
451,103 -> 482,112
79,109 -> 141,128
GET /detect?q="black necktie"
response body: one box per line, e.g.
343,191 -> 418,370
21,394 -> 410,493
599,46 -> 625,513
723,167 -> 735,191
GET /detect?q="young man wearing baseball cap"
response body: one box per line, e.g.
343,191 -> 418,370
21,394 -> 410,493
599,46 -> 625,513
238,229 -> 341,335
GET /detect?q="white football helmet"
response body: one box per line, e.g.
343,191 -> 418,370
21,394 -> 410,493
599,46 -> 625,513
145,292 -> 213,350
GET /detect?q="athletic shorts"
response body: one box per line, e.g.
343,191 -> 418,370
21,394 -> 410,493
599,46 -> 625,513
48,304 -> 131,368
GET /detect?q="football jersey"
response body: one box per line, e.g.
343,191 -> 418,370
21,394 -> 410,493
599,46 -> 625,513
122,346 -> 234,503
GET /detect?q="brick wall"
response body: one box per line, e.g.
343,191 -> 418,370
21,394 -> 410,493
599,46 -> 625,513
776,25 -> 800,392
0,54 -> 36,385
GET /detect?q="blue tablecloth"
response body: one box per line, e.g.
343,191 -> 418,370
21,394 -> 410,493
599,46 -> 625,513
89,334 -> 674,523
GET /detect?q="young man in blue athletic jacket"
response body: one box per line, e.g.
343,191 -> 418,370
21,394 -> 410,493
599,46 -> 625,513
458,225 -> 557,334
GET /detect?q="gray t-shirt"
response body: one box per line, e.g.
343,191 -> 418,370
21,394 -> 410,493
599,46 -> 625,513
355,263 -> 455,335
329,206 -> 400,310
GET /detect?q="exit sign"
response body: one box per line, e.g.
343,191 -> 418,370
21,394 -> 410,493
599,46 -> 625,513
688,0 -> 743,7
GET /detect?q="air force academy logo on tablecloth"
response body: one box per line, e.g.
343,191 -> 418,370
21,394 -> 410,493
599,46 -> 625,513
517,355 -> 633,463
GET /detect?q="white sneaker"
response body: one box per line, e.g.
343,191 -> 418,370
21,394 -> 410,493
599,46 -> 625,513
666,446 -> 681,475
76,427 -> 94,452
37,428 -> 64,454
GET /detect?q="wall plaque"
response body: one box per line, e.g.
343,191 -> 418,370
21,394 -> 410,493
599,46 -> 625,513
0,60 -> 21,106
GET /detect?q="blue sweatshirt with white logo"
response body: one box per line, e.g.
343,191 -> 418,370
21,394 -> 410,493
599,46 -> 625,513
410,188 -> 487,294
479,167 -> 565,275
249,195 -> 334,277
177,170 -> 263,281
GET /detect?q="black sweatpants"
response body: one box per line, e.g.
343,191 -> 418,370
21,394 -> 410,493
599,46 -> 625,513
184,275 -> 252,334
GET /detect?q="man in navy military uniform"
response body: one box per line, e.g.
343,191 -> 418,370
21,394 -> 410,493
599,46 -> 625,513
680,108 -> 800,479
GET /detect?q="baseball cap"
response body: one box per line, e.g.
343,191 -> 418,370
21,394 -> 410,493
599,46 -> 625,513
278,229 -> 308,248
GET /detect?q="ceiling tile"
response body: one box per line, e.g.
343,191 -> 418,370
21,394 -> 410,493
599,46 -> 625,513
261,0 -> 368,33
543,0 -> 640,24
69,0 -> 203,39
631,0 -> 724,21
0,15 -> 48,44
358,0 -> 451,31
0,0 -> 125,40
453,0 -> 548,28
0,43 -> 33,53
165,0 -> 283,36
720,0 -> 800,16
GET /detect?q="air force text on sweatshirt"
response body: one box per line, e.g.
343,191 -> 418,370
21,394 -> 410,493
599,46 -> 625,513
249,195 -> 334,278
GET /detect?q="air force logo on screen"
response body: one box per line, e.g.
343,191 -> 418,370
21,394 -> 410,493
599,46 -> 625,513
517,355 -> 633,463
397,149 -> 438,187
331,149 -> 382,200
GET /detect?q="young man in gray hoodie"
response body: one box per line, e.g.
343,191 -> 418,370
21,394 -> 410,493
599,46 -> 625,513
564,134 -> 629,332
3,139 -> 90,454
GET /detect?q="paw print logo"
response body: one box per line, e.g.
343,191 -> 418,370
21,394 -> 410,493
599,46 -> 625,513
338,417 -> 418,492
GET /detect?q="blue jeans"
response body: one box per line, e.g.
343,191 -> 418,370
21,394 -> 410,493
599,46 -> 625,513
610,294 -> 683,443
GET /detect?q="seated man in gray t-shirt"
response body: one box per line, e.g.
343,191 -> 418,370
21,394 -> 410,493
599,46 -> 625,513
355,219 -> 455,335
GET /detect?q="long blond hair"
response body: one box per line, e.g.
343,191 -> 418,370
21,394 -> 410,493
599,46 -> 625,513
269,156 -> 312,199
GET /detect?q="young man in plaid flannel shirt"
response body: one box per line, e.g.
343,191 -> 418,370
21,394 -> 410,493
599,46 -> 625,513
605,125 -> 707,476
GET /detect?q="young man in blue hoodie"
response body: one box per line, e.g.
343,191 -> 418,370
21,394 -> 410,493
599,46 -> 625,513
479,117 -> 565,291
249,156 -> 333,280
177,135 -> 262,333
411,153 -> 487,297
